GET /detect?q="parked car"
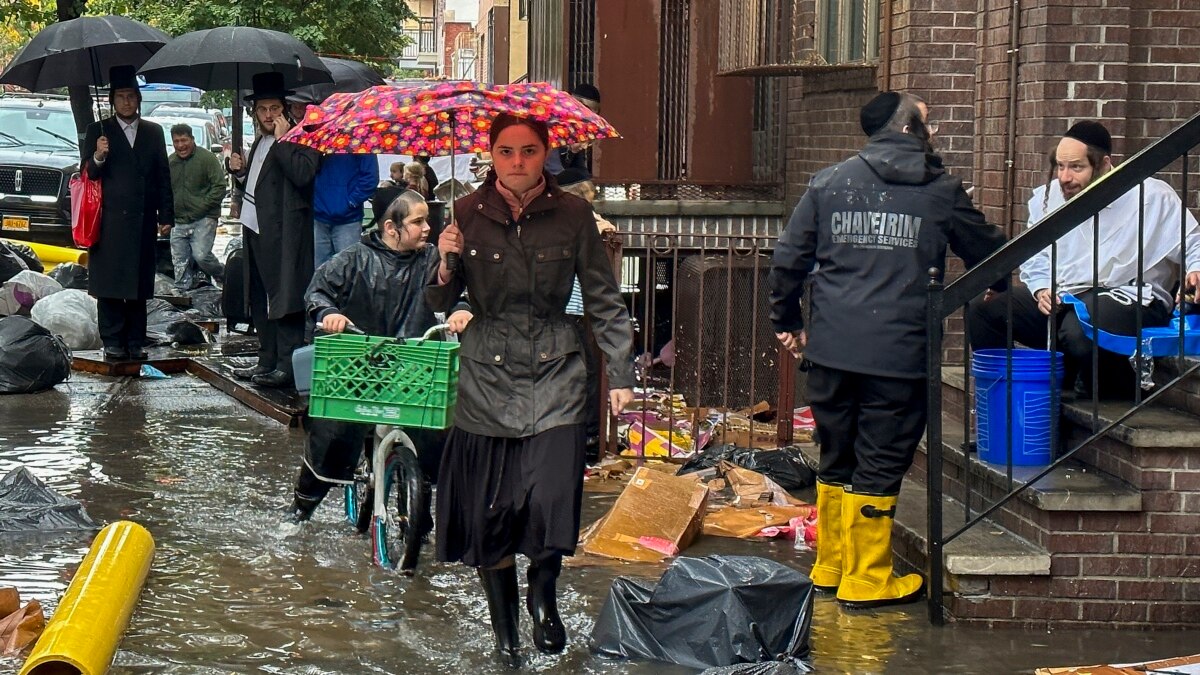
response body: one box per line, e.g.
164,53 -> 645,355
145,116 -> 224,158
0,95 -> 78,246
149,105 -> 230,154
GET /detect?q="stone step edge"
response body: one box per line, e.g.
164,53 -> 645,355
917,415 -> 1142,513
941,366 -> 1200,449
795,445 -> 1051,577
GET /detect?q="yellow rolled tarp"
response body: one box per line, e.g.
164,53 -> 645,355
20,521 -> 155,675
1,239 -> 88,267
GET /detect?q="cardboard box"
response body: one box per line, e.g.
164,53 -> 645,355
580,467 -> 709,563
624,417 -> 694,458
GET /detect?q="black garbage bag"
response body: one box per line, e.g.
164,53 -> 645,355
0,316 -> 71,394
0,242 -> 29,284
47,262 -> 89,290
591,555 -> 814,671
187,285 -> 224,317
0,466 -> 97,533
2,241 -> 43,274
679,445 -> 815,491
145,298 -> 211,346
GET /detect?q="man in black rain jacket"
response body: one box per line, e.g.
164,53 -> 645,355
769,91 -> 1006,609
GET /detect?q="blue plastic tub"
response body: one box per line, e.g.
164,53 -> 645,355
972,349 -> 1064,467
292,344 -> 315,395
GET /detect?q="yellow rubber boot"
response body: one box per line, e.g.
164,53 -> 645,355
837,491 -> 925,609
810,481 -> 845,592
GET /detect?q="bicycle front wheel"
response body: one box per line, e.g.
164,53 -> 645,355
371,446 -> 430,574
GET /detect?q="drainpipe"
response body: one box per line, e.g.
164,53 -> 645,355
882,0 -> 893,89
1001,0 -> 1022,237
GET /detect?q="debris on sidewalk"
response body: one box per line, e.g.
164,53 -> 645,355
0,466 -> 97,533
591,555 -> 813,672
0,587 -> 45,655
579,467 -> 708,563
703,505 -> 814,540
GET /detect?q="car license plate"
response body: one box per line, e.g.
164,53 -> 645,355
2,215 -> 30,232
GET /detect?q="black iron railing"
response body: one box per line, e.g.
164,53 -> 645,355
925,110 -> 1200,624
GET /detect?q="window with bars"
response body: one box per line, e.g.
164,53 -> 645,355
818,0 -> 880,64
658,0 -> 690,180
527,0 -> 566,87
566,0 -> 596,91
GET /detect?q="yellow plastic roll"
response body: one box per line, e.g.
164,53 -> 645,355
1,239 -> 88,267
20,521 -> 155,675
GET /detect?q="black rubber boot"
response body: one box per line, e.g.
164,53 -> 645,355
527,555 -> 567,653
283,494 -> 323,523
478,566 -> 521,667
284,467 -> 331,523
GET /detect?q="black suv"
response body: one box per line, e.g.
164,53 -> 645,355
0,95 -> 79,246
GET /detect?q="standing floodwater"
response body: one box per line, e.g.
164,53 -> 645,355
2,373 -> 1198,673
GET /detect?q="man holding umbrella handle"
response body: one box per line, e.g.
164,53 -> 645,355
82,65 -> 174,361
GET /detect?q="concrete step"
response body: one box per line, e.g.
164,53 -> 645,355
922,418 -> 1142,512
795,445 -> 1051,578
943,366 -> 1200,449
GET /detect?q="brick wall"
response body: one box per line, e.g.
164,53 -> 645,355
782,68 -> 879,209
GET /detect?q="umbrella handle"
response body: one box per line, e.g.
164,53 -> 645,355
446,252 -> 460,274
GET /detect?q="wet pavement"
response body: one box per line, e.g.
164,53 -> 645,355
2,372 -> 1200,674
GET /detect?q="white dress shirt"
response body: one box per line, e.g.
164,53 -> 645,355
240,135 -> 276,235
1019,177 -> 1200,306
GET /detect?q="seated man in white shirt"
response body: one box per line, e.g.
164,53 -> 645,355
969,121 -> 1200,398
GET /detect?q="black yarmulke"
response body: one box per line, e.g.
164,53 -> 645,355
860,91 -> 902,137
1064,121 -> 1112,155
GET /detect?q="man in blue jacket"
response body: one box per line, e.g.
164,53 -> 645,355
769,91 -> 1006,609
290,99 -> 379,268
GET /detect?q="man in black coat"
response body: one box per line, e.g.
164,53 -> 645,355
769,91 -> 1006,610
227,72 -> 321,388
81,65 -> 174,360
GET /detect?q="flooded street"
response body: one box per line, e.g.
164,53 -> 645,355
2,372 -> 1199,674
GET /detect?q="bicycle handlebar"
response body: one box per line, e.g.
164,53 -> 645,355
315,322 -> 450,340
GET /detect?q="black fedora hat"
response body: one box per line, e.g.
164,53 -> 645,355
108,64 -> 139,91
243,71 -> 294,103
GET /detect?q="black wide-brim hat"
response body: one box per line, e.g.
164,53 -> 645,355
243,71 -> 294,103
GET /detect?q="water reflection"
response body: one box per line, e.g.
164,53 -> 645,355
2,373 -> 1199,674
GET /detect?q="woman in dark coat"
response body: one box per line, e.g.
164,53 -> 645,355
427,114 -> 635,665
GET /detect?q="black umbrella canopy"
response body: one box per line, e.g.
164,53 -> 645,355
289,57 -> 386,104
138,26 -> 331,155
0,15 -> 171,91
137,26 -> 332,91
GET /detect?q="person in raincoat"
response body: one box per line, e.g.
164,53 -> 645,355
427,113 -> 635,664
227,72 -> 321,388
81,64 -> 175,361
768,91 -> 1006,609
287,187 -> 472,522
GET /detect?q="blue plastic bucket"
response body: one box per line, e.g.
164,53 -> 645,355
971,349 -> 1064,466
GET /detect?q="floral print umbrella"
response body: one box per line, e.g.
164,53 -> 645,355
280,80 -> 619,156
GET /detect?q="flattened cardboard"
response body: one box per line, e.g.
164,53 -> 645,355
580,466 -> 709,563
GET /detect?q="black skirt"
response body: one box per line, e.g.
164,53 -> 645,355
435,424 -> 587,568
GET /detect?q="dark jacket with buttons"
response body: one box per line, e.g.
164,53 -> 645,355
426,171 -> 635,438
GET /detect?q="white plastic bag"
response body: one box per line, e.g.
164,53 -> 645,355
0,271 -> 62,316
30,289 -> 100,350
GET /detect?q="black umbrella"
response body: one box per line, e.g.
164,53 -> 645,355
0,15 -> 171,123
138,26 -> 332,153
289,57 -> 387,104
0,15 -> 170,92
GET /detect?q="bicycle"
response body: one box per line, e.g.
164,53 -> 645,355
305,322 -> 455,574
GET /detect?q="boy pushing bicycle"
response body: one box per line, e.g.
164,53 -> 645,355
287,187 -> 472,523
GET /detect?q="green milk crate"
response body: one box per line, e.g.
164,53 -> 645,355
308,332 -> 459,429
